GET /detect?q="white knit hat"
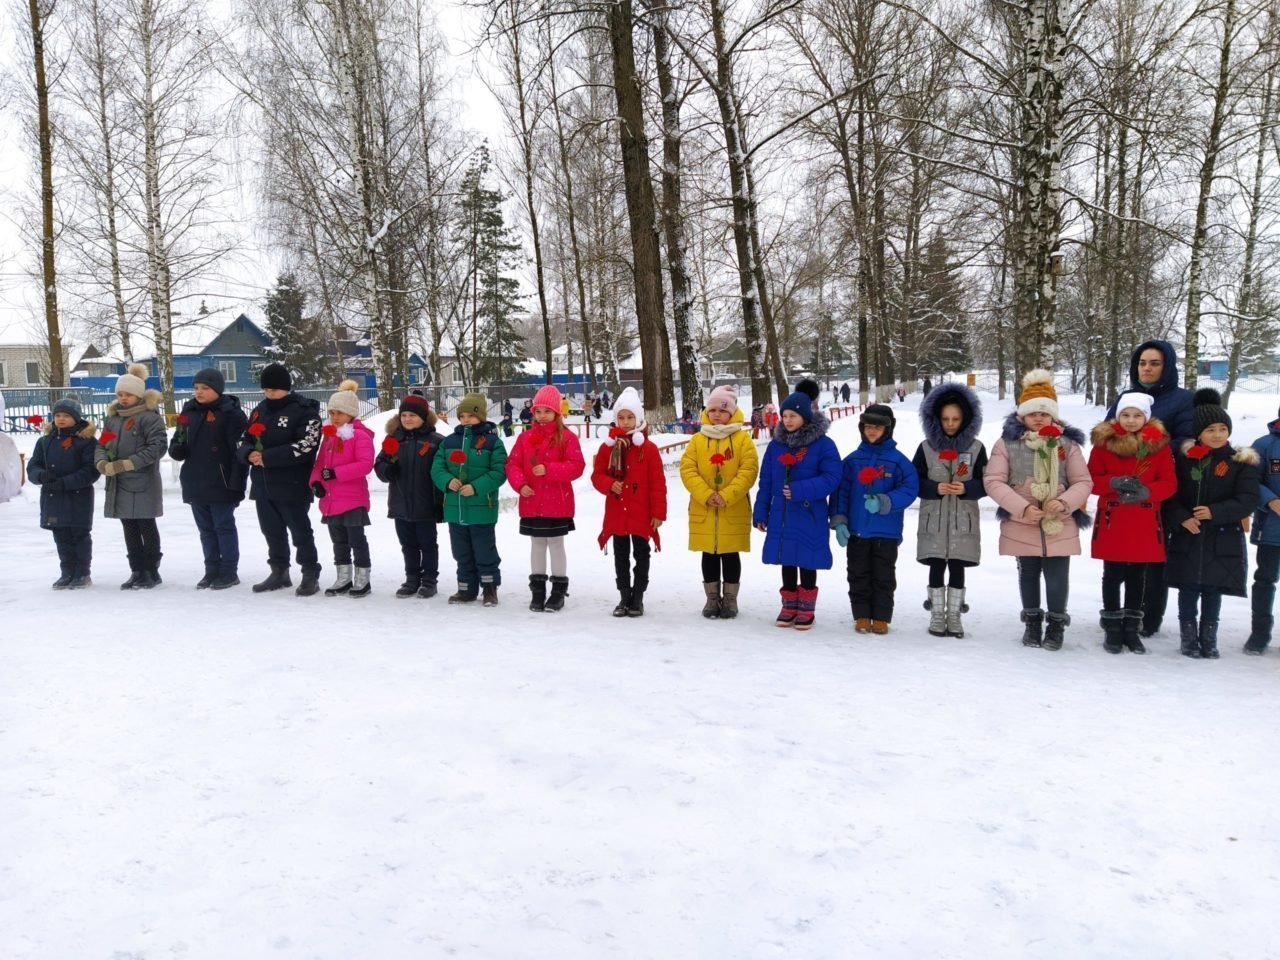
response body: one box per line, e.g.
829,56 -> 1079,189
1115,391 -> 1153,419
605,386 -> 646,447
114,363 -> 148,398
327,379 -> 360,417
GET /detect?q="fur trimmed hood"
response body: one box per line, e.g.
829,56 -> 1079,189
1001,410 -> 1086,447
920,381 -> 983,451
1090,417 -> 1169,456
773,411 -> 830,448
42,418 -> 96,440
1179,439 -> 1260,465
106,389 -> 163,418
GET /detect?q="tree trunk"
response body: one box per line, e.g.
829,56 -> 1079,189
28,0 -> 64,387
139,0 -> 173,413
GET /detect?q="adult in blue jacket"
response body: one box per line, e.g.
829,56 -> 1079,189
1105,339 -> 1195,636
753,389 -> 843,630
1247,411 -> 1280,653
830,404 -> 920,634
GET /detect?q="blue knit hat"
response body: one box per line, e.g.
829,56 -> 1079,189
779,391 -> 814,424
51,396 -> 82,420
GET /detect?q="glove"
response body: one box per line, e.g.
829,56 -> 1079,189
117,458 -> 135,473
96,460 -> 114,476
834,522 -> 850,548
864,493 -> 891,514
321,467 -> 336,481
1110,475 -> 1149,503
43,478 -> 64,492
311,481 -> 327,498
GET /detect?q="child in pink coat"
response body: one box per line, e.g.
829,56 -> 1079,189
309,381 -> 376,597
506,384 -> 586,611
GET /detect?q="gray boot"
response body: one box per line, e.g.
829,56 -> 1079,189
720,582 -> 740,619
324,564 -> 353,596
945,587 -> 966,638
702,582 -> 722,619
349,566 -> 371,598
927,586 -> 947,636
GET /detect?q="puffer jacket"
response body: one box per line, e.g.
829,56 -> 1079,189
168,393 -> 249,504
753,415 -> 843,568
374,419 -> 445,522
1249,420 -> 1280,547
308,419 -> 375,517
28,418 -> 99,529
984,412 -> 1092,557
431,420 -> 509,526
1087,418 -> 1177,562
592,426 -> 668,547
94,391 -> 167,519
1105,339 -> 1196,443
237,392 -> 322,503
913,382 -> 987,565
831,437 -> 919,543
1164,441 -> 1260,597
680,407 -> 759,554
505,420 -> 586,520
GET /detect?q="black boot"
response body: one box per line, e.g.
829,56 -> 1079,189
1199,620 -> 1220,659
295,565 -> 321,597
135,568 -> 160,590
1042,613 -> 1068,651
196,568 -> 216,589
612,579 -> 631,617
1020,609 -> 1044,647
545,575 -> 569,612
1121,609 -> 1146,654
1100,610 -> 1125,654
1179,619 -> 1201,658
417,581 -> 437,599
1245,589 -> 1273,654
52,572 -> 73,590
628,580 -> 647,618
210,573 -> 239,590
529,574 -> 548,612
396,575 -> 421,599
120,565 -> 144,590
252,564 -> 292,593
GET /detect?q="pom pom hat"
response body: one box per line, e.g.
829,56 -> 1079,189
327,379 -> 361,417
611,386 -> 644,423
705,384 -> 738,414
1192,387 -> 1231,435
779,391 -> 815,424
1016,369 -> 1059,418
532,384 -> 563,413
114,362 -> 149,398
1115,391 -> 1153,419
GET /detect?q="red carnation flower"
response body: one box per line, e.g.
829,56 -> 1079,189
857,465 -> 878,485
176,414 -> 189,425
1038,424 -> 1062,438
1186,444 -> 1210,459
26,414 -> 43,426
321,424 -> 337,438
247,422 -> 266,437
938,449 -> 959,462
710,452 -> 726,466
381,437 -> 400,457
449,449 -> 467,464
1112,421 -> 1129,436
938,448 -> 960,482
99,430 -> 117,444
1140,425 -> 1163,443
610,426 -> 630,440
779,452 -> 798,467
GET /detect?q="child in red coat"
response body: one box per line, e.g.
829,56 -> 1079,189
1088,392 -> 1177,653
592,387 -> 667,616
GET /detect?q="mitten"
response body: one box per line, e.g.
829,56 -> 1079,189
1118,481 -> 1150,504
321,467 -> 336,481
834,523 -> 850,548
95,460 -> 113,476
311,481 -> 326,498
864,493 -> 881,514
117,458 -> 135,473
1109,475 -> 1139,493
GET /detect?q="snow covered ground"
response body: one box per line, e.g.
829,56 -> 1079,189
2,390 -> 1279,959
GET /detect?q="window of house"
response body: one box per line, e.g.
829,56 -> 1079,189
26,361 -> 41,385
217,360 -> 236,383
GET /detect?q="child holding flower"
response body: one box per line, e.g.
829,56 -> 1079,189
374,394 -> 445,598
1087,393 -> 1177,653
913,383 -> 988,637
830,403 -> 918,635
753,383 -> 843,630
432,393 -> 508,605
309,380 -> 376,598
1164,389 -> 1260,658
984,370 -> 1093,651
591,387 -> 667,617
27,397 -> 100,588
506,385 -> 586,612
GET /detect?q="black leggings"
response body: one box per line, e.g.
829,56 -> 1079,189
701,552 -> 742,584
1102,560 -> 1150,612
121,518 -> 161,570
782,566 -> 817,590
330,525 -> 371,567
926,558 -> 967,589
613,534 -> 652,586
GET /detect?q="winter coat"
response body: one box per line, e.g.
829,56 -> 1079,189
753,415 -> 843,568
505,421 -> 586,520
1164,441 -> 1260,597
28,418 -> 99,529
237,393 -> 322,503
374,420 -> 445,522
308,419 -> 375,518
913,382 -> 987,565
591,428 -> 668,547
680,408 -> 759,554
94,391 -> 167,519
831,437 -> 919,544
1105,339 -> 1196,443
168,394 -> 248,505
984,413 -> 1092,557
1249,421 -> 1280,547
1087,418 -> 1177,563
431,420 -> 509,526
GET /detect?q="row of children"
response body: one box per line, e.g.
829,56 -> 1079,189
25,361 -> 1280,659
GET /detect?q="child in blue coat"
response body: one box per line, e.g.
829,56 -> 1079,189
1246,407 -> 1280,653
830,404 -> 920,634
27,397 -> 101,588
752,382 -> 843,630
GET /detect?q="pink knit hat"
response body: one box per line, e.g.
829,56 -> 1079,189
532,384 -> 563,413
705,384 -> 738,414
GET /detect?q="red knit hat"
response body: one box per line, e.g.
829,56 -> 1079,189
399,394 -> 431,418
532,384 -> 563,413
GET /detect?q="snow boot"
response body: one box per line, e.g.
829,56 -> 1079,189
871,619 -> 890,635
252,564 -> 291,593
1100,610 -> 1126,654
794,587 -> 818,631
530,574 -> 549,612
1020,609 -> 1044,647
854,618 -> 872,634
448,583 -> 478,604
482,581 -> 500,607
1121,609 -> 1146,654
120,565 -> 145,590
324,564 -> 353,597
396,575 -> 421,599
417,581 -> 437,599
210,573 -> 240,590
1179,619 -> 1201,658
775,587 -> 799,627
196,569 -> 216,589
1245,603 -> 1272,654
613,581 -> 632,617
1042,613 -> 1067,651
1199,620 -> 1220,659
348,566 -> 371,598
628,579 -> 647,618
52,574 -> 73,590
135,568 -> 160,590
703,582 -> 722,619
67,575 -> 92,589
545,576 -> 569,612
926,586 -> 947,636
945,587 -> 966,638
720,582 -> 740,619
295,566 -> 321,597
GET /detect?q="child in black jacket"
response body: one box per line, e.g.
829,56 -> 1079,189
374,394 -> 446,597
27,397 -> 101,588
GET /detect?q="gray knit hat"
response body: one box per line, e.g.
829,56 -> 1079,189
51,396 -> 82,420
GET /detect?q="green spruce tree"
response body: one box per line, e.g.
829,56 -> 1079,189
264,273 -> 336,388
